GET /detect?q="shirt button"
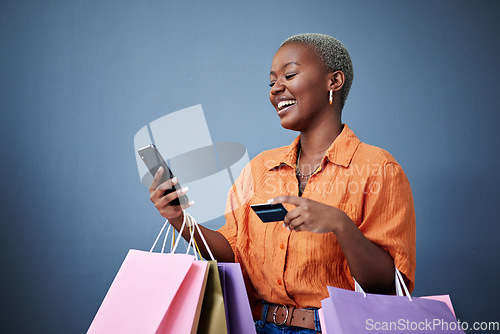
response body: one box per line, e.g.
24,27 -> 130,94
280,243 -> 285,250
277,279 -> 282,285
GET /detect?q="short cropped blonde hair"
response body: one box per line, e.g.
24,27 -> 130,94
282,33 -> 354,108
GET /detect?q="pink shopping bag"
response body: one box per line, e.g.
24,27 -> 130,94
87,249 -> 201,334
421,295 -> 456,317
158,261 -> 209,333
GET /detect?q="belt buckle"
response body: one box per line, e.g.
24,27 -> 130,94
272,305 -> 289,326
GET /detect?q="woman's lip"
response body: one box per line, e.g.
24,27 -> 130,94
277,103 -> 295,117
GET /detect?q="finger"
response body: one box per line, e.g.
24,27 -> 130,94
270,195 -> 305,207
158,186 -> 189,207
150,180 -> 177,205
292,223 -> 305,232
159,200 -> 195,220
283,206 -> 302,225
180,200 -> 195,211
156,177 -> 179,192
149,166 -> 165,192
288,215 -> 305,231
150,177 -> 179,203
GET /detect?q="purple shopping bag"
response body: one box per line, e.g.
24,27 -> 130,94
321,270 -> 465,334
218,263 -> 256,334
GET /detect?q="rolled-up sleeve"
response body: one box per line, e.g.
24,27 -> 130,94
360,162 -> 416,292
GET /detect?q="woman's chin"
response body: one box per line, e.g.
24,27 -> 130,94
279,117 -> 301,131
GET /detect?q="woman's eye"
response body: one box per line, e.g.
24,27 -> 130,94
269,73 -> 296,87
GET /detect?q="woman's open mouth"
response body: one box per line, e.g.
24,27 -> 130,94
277,100 -> 297,116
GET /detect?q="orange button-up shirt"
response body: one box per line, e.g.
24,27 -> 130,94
218,125 -> 416,309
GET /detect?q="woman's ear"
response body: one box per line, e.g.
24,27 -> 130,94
329,71 -> 345,92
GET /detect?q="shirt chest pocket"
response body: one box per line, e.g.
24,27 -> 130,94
236,194 -> 270,264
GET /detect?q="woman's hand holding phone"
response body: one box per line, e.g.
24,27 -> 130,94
149,166 -> 194,225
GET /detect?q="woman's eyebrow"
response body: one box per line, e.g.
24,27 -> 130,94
270,61 -> 301,75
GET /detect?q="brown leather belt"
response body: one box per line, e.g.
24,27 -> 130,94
255,302 -> 317,331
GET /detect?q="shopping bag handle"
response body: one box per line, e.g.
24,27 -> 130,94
354,268 -> 412,301
149,214 -> 188,254
149,219 -> 172,253
184,212 -> 215,261
395,269 -> 412,300
149,212 -> 216,261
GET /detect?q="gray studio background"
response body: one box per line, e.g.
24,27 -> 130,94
1,0 -> 499,333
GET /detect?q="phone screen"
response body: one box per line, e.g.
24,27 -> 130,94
138,145 -> 188,206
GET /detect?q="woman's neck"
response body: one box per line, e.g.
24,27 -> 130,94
299,120 -> 343,160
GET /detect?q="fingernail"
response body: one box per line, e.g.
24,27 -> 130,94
283,223 -> 286,228
157,166 -> 163,174
178,186 -> 188,194
287,227 -> 290,231
268,198 -> 275,204
188,200 -> 195,206
172,177 -> 178,184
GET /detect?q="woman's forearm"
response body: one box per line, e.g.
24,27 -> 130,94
334,216 -> 396,294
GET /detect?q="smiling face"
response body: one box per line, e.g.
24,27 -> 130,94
269,42 -> 334,131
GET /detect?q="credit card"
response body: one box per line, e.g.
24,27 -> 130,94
250,203 -> 288,222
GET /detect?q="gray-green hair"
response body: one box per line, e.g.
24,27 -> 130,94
281,33 -> 354,108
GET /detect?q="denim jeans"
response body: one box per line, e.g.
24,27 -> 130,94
254,302 -> 322,333
255,322 -> 321,334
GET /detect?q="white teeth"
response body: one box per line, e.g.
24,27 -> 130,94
278,100 -> 297,110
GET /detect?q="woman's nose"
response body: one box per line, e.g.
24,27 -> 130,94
270,80 -> 285,95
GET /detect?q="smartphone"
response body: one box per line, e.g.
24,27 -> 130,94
250,203 -> 288,222
138,144 -> 188,206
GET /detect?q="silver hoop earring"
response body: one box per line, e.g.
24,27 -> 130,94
329,89 -> 333,105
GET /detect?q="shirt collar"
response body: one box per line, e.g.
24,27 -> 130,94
269,124 -> 361,170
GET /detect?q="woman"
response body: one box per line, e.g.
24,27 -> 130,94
149,33 -> 416,333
